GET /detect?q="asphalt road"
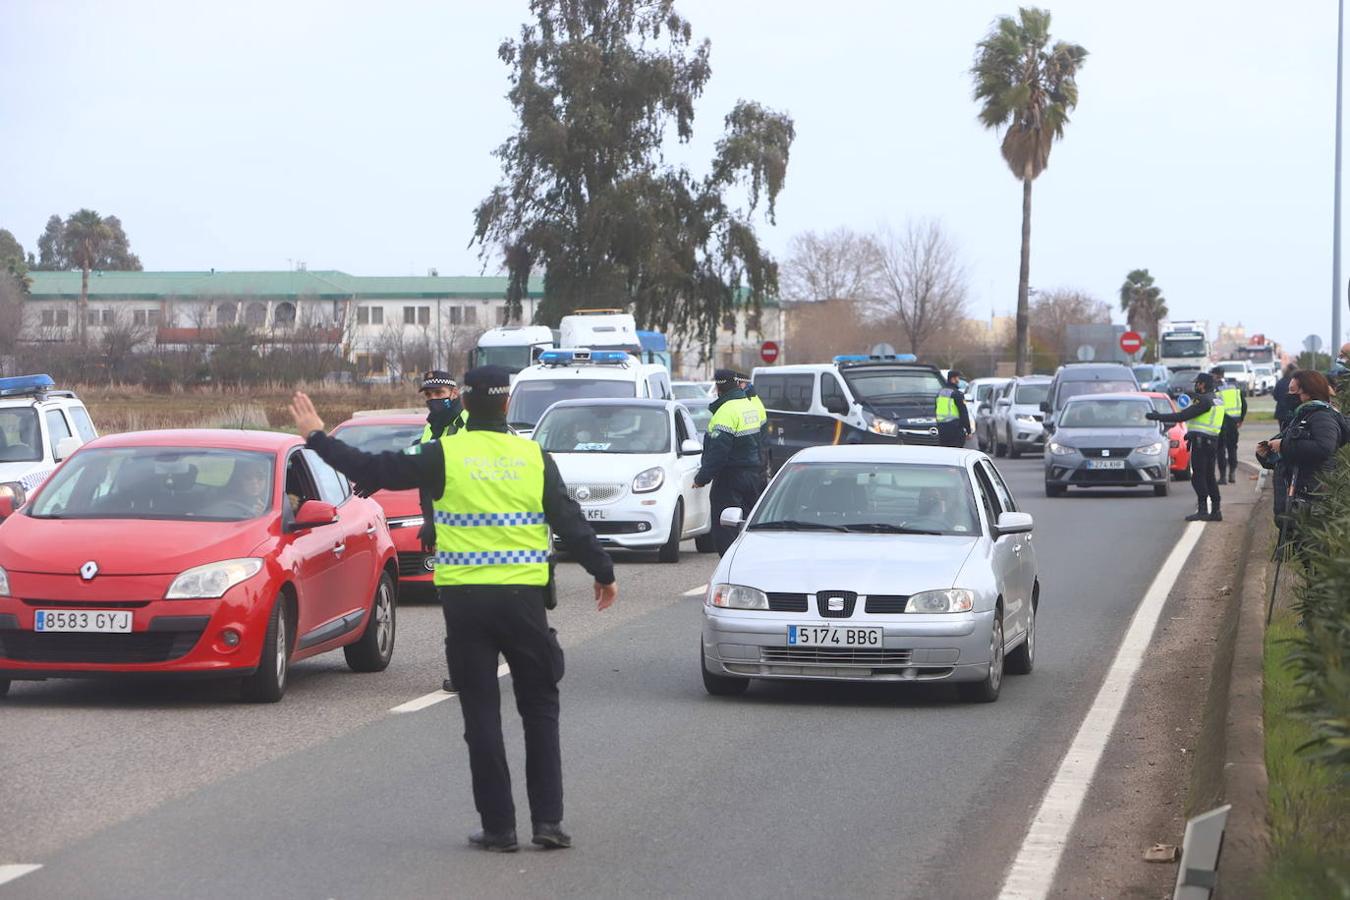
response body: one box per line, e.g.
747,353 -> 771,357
1,451 -> 1208,899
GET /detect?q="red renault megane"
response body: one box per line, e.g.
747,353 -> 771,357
0,430 -> 398,702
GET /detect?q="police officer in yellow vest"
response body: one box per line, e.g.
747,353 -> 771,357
736,372 -> 770,484
288,366 -> 618,853
1209,366 -> 1247,484
695,369 -> 766,555
1147,371 -> 1225,521
936,370 -> 972,448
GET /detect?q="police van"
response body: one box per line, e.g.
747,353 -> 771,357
0,374 -> 99,507
506,349 -> 673,438
751,356 -> 947,472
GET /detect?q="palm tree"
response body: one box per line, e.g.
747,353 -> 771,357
1119,269 -> 1169,360
972,8 -> 1087,375
63,209 -> 115,347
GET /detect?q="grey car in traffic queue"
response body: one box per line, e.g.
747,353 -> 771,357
990,375 -> 1052,459
1043,393 -> 1173,498
700,445 -> 1038,703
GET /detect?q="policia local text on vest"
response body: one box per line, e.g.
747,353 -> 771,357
1147,371 -> 1226,522
695,369 -> 767,556
288,367 -> 618,854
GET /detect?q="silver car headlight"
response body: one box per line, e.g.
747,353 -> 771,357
1048,441 -> 1075,456
165,558 -> 265,600
905,589 -> 975,613
0,482 -> 25,507
865,412 -> 900,436
708,583 -> 769,610
1015,415 -> 1040,425
1137,442 -> 1165,456
632,467 -> 665,494
0,564 -> 10,597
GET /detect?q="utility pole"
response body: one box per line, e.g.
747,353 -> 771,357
1334,0 -> 1344,355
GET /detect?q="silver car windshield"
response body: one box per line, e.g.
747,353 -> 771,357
1059,399 -> 1154,429
749,462 -> 979,536
1014,384 -> 1049,404
28,447 -> 277,521
331,423 -> 424,453
535,405 -> 670,453
0,407 -> 41,463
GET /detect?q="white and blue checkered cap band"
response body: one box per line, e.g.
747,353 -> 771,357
434,511 -> 546,527
435,550 -> 550,566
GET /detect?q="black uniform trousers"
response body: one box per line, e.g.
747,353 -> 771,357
937,421 -> 966,448
441,587 -> 565,833
1188,434 -> 1221,511
1215,419 -> 1240,476
710,467 -> 765,556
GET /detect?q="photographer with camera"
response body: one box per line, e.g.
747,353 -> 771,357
1256,369 -> 1350,534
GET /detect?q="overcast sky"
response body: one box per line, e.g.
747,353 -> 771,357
2,0 -> 1345,354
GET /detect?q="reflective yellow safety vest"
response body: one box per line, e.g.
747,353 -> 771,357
936,388 -> 961,423
708,396 -> 764,440
1219,386 -> 1242,417
430,430 -> 549,587
420,408 -> 469,444
1188,395 -> 1226,438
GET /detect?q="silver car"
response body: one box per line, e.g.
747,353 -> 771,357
701,445 -> 1039,703
992,375 -> 1051,458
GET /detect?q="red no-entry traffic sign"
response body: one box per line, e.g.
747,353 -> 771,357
760,341 -> 780,364
1120,331 -> 1143,355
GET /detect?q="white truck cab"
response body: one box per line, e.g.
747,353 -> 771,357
0,374 -> 98,505
470,325 -> 558,374
558,310 -> 641,354
506,349 -> 673,437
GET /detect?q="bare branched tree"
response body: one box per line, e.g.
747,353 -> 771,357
1030,287 -> 1111,358
780,227 -> 877,303
868,220 -> 970,356
100,309 -> 152,382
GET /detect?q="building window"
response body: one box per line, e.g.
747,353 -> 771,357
464,306 -> 477,324
357,306 -> 369,325
496,306 -> 512,326
371,306 -> 384,325
274,302 -> 296,327
355,352 -> 387,377
216,302 -> 238,326
418,306 -> 430,326
448,306 -> 462,325
403,306 -> 417,325
42,309 -> 70,328
244,302 -> 267,327
133,309 -> 160,327
357,306 -> 384,326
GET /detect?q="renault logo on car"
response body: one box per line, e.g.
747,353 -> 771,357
80,560 -> 99,581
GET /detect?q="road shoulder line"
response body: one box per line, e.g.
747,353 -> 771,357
389,662 -> 510,713
997,520 -> 1206,900
0,865 -> 42,886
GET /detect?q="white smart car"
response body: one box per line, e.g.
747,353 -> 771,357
701,445 -> 1039,702
533,398 -> 715,561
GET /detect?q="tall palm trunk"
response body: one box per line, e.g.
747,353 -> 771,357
1015,177 -> 1033,375
79,263 -> 90,347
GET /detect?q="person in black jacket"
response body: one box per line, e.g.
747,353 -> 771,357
289,366 -> 617,853
1257,369 -> 1349,530
1273,363 -> 1299,431
1147,371 -> 1226,521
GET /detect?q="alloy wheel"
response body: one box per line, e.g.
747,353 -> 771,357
374,582 -> 394,657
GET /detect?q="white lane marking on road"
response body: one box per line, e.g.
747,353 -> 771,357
682,584 -> 708,597
0,865 -> 42,886
389,662 -> 511,714
997,521 -> 1206,900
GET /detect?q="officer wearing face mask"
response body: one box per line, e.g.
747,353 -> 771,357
417,371 -> 468,692
1147,371 -> 1225,522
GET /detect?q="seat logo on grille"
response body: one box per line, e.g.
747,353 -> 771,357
575,486 -> 591,501
1101,450 -> 1110,457
827,596 -> 844,612
80,560 -> 99,581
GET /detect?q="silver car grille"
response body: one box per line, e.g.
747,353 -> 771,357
760,647 -> 913,667
566,483 -> 624,503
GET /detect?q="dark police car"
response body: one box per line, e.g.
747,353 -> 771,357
751,356 -> 948,473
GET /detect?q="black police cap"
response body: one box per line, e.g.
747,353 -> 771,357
419,370 -> 456,391
463,365 -> 512,397
713,368 -> 738,386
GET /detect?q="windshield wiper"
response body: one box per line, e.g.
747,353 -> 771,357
840,523 -> 948,535
747,519 -> 849,532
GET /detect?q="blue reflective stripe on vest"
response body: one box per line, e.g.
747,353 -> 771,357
435,549 -> 551,566
433,511 -> 547,527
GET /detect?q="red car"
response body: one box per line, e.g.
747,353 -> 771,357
0,429 -> 398,702
329,413 -> 436,594
1143,391 -> 1191,480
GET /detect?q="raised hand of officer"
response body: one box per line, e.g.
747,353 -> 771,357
594,580 -> 618,611
1144,410 -> 1162,421
289,392 -> 325,435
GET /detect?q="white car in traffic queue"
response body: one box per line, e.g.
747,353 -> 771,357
700,445 -> 1038,703
533,398 -> 716,561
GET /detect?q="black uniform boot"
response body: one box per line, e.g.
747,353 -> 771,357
1210,504 -> 1223,522
468,828 -> 519,853
1185,504 -> 1209,522
1229,466 -> 1238,483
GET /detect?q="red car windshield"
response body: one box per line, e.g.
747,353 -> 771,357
27,447 -> 276,521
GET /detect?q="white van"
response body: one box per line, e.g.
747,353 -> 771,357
470,325 -> 558,374
506,349 -> 673,437
558,310 -> 641,354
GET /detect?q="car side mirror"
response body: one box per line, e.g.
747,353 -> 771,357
1039,401 -> 1050,413
719,506 -> 746,529
679,438 -> 702,455
54,436 -> 82,461
996,511 -> 1034,535
0,495 -> 15,520
292,499 -> 338,529
823,396 -> 848,415
978,403 -> 991,414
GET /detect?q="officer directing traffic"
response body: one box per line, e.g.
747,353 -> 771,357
1210,366 -> 1247,484
1146,371 -> 1225,521
415,370 -> 470,693
936,370 -> 972,448
736,372 -> 770,482
288,366 -> 618,854
695,368 -> 766,555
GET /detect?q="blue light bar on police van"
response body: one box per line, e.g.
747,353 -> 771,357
0,374 -> 56,398
539,348 -> 632,367
833,355 -> 870,363
833,354 -> 918,365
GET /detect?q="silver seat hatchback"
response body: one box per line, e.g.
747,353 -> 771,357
701,445 -> 1039,703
